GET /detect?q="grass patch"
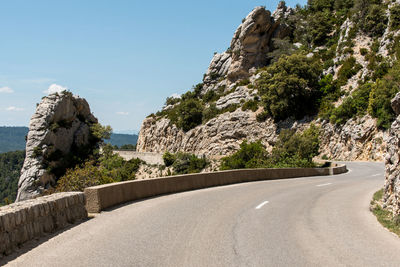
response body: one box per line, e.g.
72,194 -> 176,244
371,189 -> 400,237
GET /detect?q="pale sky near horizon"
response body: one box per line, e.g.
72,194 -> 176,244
0,0 -> 306,134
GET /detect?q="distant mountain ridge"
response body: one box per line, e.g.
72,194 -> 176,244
0,126 -> 138,153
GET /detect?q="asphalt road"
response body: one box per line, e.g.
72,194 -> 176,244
4,162 -> 400,266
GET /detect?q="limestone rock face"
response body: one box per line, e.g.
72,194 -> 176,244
137,109 -> 311,156
319,116 -> 386,161
227,7 -> 280,81
384,93 -> 400,215
202,3 -> 291,91
16,92 -> 98,202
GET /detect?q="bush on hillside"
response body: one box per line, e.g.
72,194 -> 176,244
368,65 -> 400,129
163,151 -> 176,167
56,145 -> 143,192
256,53 -> 322,121
163,152 -> 208,174
328,83 -> 372,124
220,125 -> 320,170
390,4 -> 400,31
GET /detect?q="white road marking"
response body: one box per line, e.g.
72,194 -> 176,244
255,201 -> 269,210
371,174 -> 381,177
316,183 -> 332,187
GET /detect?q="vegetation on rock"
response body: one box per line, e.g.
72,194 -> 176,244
220,124 -> 320,170
56,145 -> 143,192
162,151 -> 208,174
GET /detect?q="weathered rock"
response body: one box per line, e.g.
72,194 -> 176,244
319,116 -> 386,161
16,92 -> 98,202
215,86 -> 257,109
137,109 -> 312,156
384,93 -> 400,215
227,7 -> 279,81
202,3 -> 291,88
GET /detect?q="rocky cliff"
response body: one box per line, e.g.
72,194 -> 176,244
384,93 -> 400,215
16,92 -> 99,201
137,2 -> 399,162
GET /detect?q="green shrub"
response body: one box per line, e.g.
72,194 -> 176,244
368,65 -> 400,129
329,83 -> 372,124
56,161 -> 115,192
256,111 -> 269,122
337,57 -> 362,87
220,125 -> 320,170
171,99 -> 204,132
202,103 -> 220,122
241,100 -> 259,112
163,152 -> 176,167
202,90 -> 218,102
256,53 -> 322,121
172,153 -> 208,174
165,96 -> 180,106
390,4 -> 400,31
220,141 -> 269,170
360,48 -> 369,56
237,79 -> 250,86
56,150 -> 143,192
32,146 -> 43,158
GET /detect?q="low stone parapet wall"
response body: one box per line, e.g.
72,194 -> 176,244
0,192 -> 87,257
85,164 -> 347,213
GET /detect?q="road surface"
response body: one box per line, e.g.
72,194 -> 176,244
4,162 -> 400,266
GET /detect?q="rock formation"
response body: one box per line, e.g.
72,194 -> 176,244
384,93 -> 400,216
137,109 -> 311,156
203,3 -> 291,92
137,2 -> 394,162
16,92 -> 98,202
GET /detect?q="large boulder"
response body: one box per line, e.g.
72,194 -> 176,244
16,92 -> 98,201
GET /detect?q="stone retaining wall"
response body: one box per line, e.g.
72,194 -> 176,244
0,192 -> 87,257
85,164 -> 347,213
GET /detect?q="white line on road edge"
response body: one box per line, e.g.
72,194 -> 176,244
316,183 -> 332,187
371,174 -> 381,177
255,201 -> 269,210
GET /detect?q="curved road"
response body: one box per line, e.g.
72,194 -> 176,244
4,162 -> 400,266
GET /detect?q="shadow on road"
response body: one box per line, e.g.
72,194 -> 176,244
0,217 -> 92,265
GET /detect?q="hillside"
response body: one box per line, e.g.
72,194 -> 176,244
0,127 -> 28,153
137,0 -> 400,161
0,126 -> 137,153
0,150 -> 25,205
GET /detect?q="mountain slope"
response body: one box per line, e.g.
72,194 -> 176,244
137,0 -> 400,161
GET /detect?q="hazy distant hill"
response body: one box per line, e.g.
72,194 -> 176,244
0,126 -> 138,153
0,127 -> 28,153
105,133 -> 138,147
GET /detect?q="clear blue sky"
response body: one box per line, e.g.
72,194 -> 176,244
0,0 -> 306,133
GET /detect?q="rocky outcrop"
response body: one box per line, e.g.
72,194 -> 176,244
203,3 -> 291,91
16,92 -> 98,202
319,116 -> 386,161
137,109 -> 311,156
384,93 -> 400,215
137,2 -> 389,163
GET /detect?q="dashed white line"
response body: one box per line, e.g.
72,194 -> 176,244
255,201 -> 269,210
371,174 -> 381,177
316,183 -> 332,187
